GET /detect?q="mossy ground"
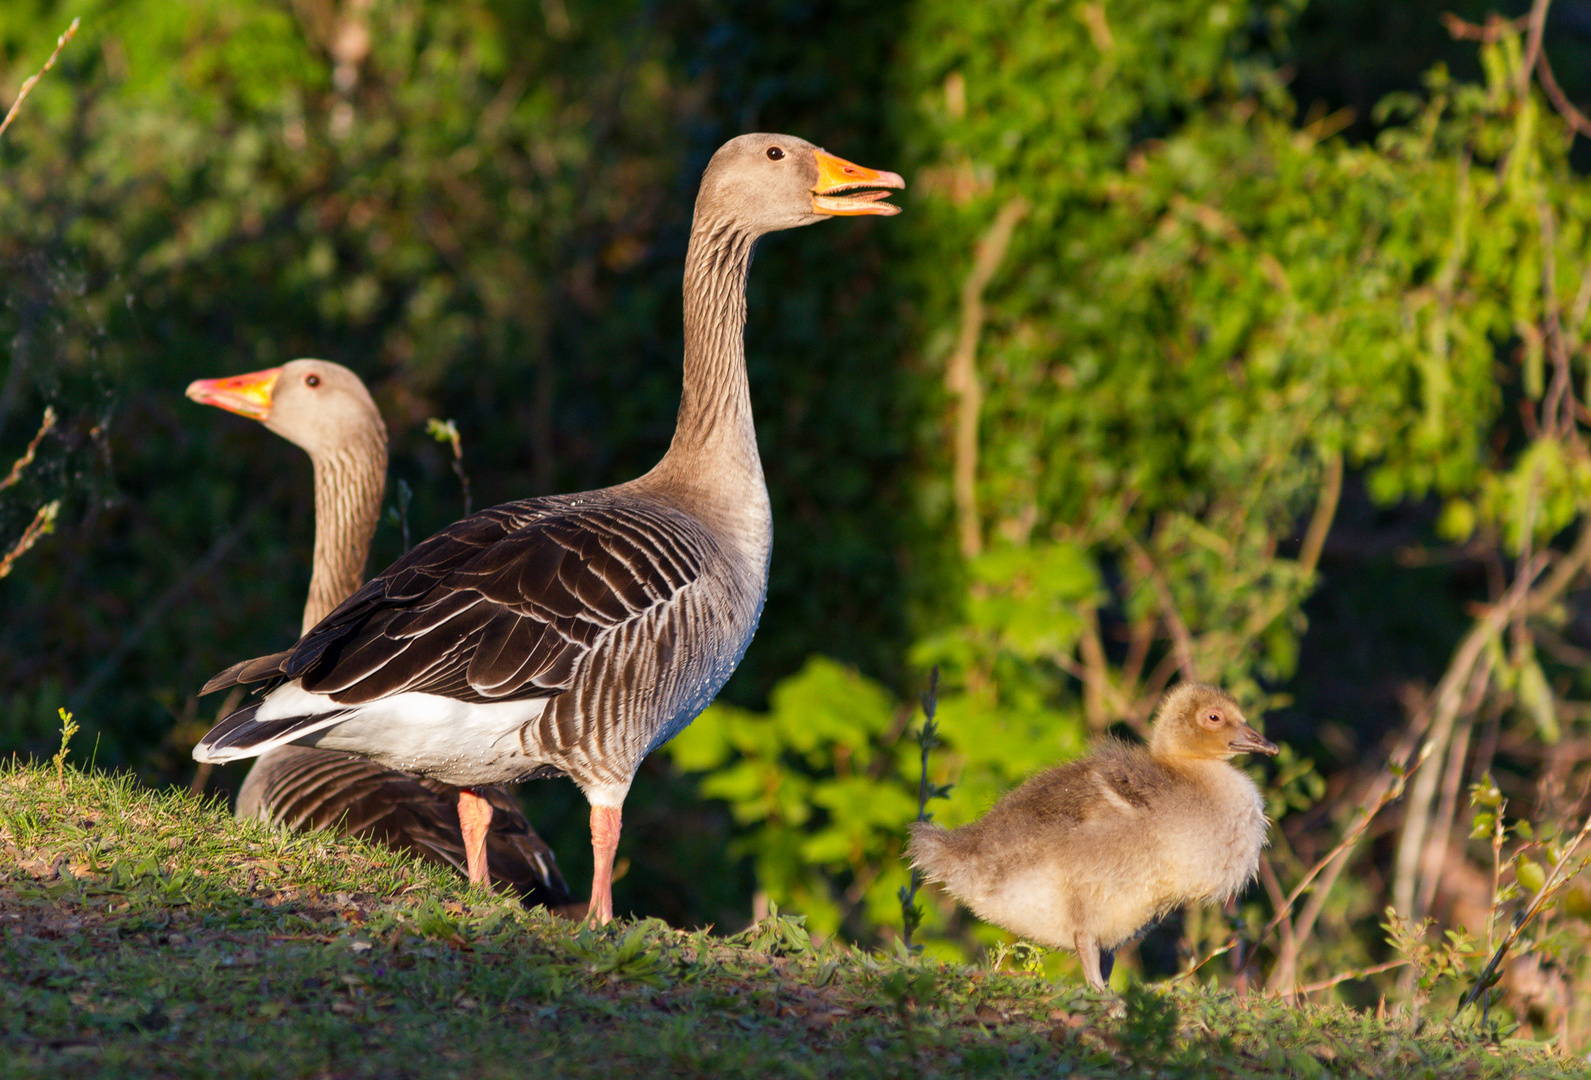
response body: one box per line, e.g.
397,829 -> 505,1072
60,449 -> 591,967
0,760 -> 1581,1079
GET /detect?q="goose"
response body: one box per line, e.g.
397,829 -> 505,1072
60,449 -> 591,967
187,360 -> 570,906
907,683 -> 1278,990
192,134 -> 904,923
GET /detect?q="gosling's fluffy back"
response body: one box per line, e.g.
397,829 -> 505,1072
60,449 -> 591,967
907,684 -> 1274,955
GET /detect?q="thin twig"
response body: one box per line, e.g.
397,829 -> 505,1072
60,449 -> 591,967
1185,737 -> 1432,987
1239,450 -> 1343,647
1534,50 -> 1591,138
1439,12 -> 1528,43
1,406 -> 56,490
1393,550 -> 1547,920
1256,858 -> 1297,998
0,18 -> 79,142
1118,523 -> 1198,682
1267,742 -> 1433,942
0,500 -> 59,579
1414,657 -> 1490,919
1295,959 -> 1411,997
1529,5 -> 1591,139
1517,0 -> 1551,101
1536,201 -> 1574,438
1263,715 -> 1432,994
425,418 -> 472,516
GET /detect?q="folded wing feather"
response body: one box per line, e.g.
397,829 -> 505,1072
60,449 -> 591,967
198,497 -> 710,751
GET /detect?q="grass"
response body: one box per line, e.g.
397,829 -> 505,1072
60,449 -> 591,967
1,760 -> 1586,1080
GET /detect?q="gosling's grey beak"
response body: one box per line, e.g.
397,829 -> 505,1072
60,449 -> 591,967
1230,723 -> 1279,757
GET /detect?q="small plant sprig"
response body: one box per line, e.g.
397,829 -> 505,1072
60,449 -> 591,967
1455,775 -> 1591,1018
52,707 -> 79,790
898,667 -> 951,954
426,418 -> 472,516
1381,907 -> 1482,1027
988,939 -> 1047,975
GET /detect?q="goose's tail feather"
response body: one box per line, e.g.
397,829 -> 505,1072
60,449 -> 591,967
192,701 -> 351,763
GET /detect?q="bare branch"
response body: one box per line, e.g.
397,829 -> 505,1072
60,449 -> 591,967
1182,733 -> 1431,989
1295,959 -> 1412,997
1118,523 -> 1198,682
0,500 -> 59,579
0,406 -> 56,491
1533,26 -> 1591,140
946,196 -> 1029,559
0,18 -> 79,142
1517,0 -> 1551,101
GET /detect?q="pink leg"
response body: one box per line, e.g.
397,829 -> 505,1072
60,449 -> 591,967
587,804 -> 622,924
1076,933 -> 1110,992
457,787 -> 493,887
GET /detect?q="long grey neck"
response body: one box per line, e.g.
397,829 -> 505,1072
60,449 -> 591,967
648,214 -> 770,551
303,430 -> 388,634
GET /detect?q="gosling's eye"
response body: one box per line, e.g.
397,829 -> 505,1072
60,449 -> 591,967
766,146 -> 784,161
305,374 -> 321,388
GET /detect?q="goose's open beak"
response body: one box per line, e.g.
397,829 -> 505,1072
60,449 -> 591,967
186,367 -> 283,421
1230,724 -> 1280,757
811,148 -> 904,217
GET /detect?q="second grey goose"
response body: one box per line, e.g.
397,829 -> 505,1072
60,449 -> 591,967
192,134 -> 904,922
187,360 -> 570,906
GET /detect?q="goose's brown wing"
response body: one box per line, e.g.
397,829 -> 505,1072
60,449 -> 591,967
206,498 -> 705,706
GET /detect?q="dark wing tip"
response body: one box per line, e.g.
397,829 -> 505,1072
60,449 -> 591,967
193,703 -> 349,762
200,650 -> 293,695
192,701 -> 265,759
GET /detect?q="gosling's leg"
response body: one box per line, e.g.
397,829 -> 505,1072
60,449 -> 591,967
1076,934 -> 1110,991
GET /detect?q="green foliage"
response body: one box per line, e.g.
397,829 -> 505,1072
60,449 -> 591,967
670,656 -> 916,938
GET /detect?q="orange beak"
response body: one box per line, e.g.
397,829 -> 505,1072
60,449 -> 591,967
185,367 -> 283,421
811,148 -> 904,217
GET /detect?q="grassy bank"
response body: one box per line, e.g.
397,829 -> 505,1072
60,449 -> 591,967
0,759 -> 1580,1079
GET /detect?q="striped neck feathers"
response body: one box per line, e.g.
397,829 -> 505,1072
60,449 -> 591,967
304,429 -> 388,633
658,215 -> 762,487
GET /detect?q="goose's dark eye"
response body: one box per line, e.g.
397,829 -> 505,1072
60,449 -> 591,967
766,146 -> 784,161
305,374 -> 321,388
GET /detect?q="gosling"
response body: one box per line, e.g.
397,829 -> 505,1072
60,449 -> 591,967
906,683 -> 1278,990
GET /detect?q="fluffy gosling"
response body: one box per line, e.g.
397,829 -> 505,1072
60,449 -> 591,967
906,683 -> 1278,990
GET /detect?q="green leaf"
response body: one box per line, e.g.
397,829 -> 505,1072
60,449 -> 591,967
1515,857 -> 1547,895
